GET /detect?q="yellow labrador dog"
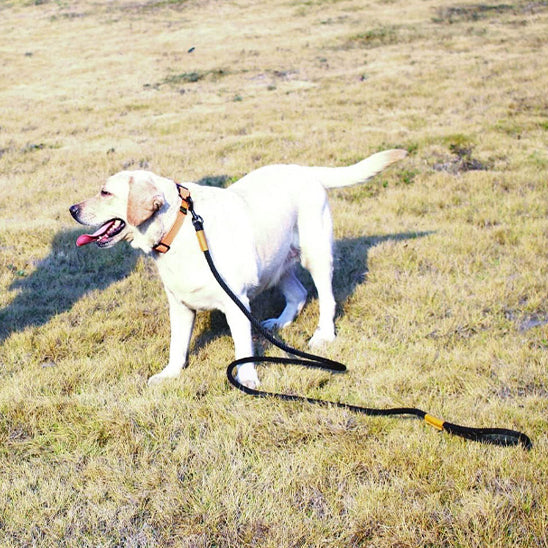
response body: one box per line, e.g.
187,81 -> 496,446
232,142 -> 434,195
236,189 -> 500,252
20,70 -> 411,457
70,150 -> 406,387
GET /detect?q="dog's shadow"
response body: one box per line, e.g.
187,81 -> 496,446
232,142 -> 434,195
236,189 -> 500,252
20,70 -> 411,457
0,223 -> 430,360
0,228 -> 139,344
332,232 -> 433,305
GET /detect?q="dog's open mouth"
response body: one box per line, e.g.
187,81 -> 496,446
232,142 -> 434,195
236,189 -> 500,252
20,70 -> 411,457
76,219 -> 126,247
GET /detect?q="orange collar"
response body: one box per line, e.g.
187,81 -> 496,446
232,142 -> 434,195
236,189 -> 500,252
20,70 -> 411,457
153,184 -> 191,253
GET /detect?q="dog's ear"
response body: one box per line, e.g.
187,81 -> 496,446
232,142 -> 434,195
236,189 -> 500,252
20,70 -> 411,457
127,176 -> 165,226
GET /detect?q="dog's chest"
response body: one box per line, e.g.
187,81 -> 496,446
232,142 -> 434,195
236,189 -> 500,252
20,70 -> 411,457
154,251 -> 235,311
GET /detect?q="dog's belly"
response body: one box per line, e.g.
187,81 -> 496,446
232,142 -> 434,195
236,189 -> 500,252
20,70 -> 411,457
251,244 -> 300,298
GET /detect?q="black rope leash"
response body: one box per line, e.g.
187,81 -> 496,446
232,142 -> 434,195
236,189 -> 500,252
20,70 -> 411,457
189,205 -> 532,450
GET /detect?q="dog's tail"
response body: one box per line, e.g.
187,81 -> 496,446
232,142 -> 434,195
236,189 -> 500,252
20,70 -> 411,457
313,149 -> 407,189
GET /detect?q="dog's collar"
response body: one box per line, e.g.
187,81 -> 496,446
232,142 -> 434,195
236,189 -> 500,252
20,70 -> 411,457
152,184 -> 191,254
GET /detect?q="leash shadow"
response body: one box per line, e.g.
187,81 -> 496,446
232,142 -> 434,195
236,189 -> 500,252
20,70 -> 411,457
0,228 -> 138,344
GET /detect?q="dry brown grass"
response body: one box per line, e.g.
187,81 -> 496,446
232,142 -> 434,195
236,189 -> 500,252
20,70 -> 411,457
1,0 -> 547,546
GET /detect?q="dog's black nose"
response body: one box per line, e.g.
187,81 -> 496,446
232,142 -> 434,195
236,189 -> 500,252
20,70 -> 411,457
69,204 -> 80,220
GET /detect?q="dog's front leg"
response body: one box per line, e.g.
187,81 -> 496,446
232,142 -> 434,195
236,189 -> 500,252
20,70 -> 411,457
148,292 -> 195,386
225,300 -> 260,389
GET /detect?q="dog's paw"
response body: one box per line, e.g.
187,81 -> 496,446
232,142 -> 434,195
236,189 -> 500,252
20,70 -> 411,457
239,378 -> 260,390
261,318 -> 287,331
309,329 -> 336,348
147,372 -> 176,386
236,367 -> 260,390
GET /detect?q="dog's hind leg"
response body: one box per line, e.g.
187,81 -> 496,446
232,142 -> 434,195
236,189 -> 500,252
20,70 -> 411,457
306,261 -> 336,348
299,202 -> 337,348
262,268 -> 307,331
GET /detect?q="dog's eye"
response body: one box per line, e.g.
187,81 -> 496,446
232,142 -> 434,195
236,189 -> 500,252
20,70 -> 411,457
100,189 -> 112,197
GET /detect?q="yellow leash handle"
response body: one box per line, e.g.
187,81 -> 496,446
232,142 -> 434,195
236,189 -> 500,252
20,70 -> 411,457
425,414 -> 445,431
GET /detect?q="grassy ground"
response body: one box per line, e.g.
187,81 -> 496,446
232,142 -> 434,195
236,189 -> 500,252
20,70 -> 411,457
1,0 -> 547,545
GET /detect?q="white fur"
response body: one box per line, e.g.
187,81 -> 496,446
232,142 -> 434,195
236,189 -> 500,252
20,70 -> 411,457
70,149 -> 406,388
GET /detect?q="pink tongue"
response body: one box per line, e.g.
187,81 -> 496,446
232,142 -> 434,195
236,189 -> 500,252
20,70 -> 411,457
76,221 -> 114,247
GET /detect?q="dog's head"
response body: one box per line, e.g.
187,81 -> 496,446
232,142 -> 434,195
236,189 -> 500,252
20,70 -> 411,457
69,170 -> 168,250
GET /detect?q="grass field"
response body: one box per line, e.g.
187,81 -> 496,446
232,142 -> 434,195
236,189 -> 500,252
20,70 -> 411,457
1,0 -> 547,545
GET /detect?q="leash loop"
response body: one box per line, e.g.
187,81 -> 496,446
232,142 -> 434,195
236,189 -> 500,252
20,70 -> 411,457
186,197 -> 532,450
